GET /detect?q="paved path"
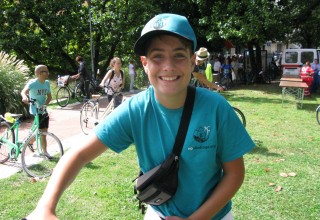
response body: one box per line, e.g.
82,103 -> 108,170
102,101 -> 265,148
0,91 -> 140,179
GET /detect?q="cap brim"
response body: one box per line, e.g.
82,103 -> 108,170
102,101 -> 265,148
134,30 -> 193,56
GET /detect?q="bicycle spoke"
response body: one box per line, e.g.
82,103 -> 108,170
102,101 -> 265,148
0,121 -> 14,163
80,102 -> 98,135
21,132 -> 63,178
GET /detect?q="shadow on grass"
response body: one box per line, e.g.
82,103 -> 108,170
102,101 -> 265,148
84,162 -> 101,169
249,139 -> 280,157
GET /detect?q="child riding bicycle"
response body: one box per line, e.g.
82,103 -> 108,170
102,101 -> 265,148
21,64 -> 53,159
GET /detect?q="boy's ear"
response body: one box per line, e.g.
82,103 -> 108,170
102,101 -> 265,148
140,56 -> 148,74
191,53 -> 196,69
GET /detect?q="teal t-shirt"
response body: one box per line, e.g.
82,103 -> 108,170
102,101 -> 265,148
95,86 -> 255,219
27,79 -> 51,115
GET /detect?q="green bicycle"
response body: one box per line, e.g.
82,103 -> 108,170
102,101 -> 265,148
0,99 -> 64,178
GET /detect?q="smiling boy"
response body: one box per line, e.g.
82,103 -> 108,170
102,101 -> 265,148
26,14 -> 254,220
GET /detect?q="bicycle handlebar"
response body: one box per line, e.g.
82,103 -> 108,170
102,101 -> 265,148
104,85 -> 123,94
29,99 -> 47,113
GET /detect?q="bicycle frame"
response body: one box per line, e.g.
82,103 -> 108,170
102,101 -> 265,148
0,103 -> 45,160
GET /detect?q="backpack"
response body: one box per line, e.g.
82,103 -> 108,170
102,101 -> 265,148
107,70 -> 124,86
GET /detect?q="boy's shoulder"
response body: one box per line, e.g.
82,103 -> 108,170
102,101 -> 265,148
27,78 -> 37,85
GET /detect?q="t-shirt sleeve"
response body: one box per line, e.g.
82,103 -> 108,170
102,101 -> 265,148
216,102 -> 255,162
94,100 -> 134,153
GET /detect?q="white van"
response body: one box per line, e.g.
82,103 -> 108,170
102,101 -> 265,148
281,48 -> 320,76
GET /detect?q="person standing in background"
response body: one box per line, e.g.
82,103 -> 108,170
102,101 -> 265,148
300,61 -> 314,96
21,65 -> 53,159
310,58 -> 319,94
99,57 -> 125,107
192,47 -> 223,91
128,59 -> 136,92
212,57 -> 222,85
71,56 -> 90,99
231,55 -> 239,84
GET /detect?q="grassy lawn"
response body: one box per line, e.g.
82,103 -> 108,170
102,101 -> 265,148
1,82 -> 319,219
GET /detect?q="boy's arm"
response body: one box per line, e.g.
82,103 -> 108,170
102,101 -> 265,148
192,72 -> 224,91
183,157 -> 245,220
45,92 -> 52,106
26,135 -> 107,220
21,84 -> 30,104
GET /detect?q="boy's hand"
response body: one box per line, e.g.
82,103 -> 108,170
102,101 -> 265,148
22,96 -> 29,104
25,208 -> 58,220
217,86 -> 224,92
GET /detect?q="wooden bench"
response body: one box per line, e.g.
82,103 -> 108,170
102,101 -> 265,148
282,74 -> 300,78
279,81 -> 308,108
280,77 -> 303,82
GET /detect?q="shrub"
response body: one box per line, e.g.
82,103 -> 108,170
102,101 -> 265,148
0,51 -> 30,116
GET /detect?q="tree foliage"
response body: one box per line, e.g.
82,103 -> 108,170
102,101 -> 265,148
0,51 -> 30,115
0,0 -> 319,81
0,0 -> 159,77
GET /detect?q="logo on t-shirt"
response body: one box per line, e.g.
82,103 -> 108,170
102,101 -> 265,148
193,126 -> 210,143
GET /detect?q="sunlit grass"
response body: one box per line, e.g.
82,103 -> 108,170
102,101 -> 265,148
0,82 -> 319,219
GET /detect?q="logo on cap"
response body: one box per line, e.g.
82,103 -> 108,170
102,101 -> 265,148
153,18 -> 168,30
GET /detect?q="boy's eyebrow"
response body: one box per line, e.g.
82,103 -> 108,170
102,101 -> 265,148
148,46 -> 188,53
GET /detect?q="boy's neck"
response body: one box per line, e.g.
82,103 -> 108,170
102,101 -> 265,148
155,88 -> 188,109
37,78 -> 46,83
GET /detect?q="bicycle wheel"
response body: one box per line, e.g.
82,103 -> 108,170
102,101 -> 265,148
80,101 -> 98,135
233,107 -> 246,127
21,131 -> 64,178
75,84 -> 85,103
56,87 -> 70,107
316,105 -> 320,126
0,121 -> 14,163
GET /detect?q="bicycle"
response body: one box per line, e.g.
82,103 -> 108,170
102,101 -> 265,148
56,75 -> 103,107
80,86 -> 124,135
316,105 -> 320,125
211,88 -> 246,127
56,75 -> 84,107
0,99 -> 64,178
233,107 -> 246,127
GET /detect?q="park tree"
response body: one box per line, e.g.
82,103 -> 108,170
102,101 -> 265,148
192,0 -> 320,81
1,0 -> 319,82
284,0 -> 320,48
0,0 -> 159,77
195,0 -> 292,80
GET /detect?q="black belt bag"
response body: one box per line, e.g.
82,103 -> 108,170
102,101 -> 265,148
135,154 -> 178,205
134,86 -> 195,206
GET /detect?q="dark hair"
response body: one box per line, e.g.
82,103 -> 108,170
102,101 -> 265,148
76,56 -> 83,62
144,33 -> 193,56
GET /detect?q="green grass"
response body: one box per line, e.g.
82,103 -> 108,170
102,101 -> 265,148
1,82 -> 320,219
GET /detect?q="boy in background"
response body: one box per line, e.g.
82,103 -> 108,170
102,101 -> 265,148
21,64 -> 52,159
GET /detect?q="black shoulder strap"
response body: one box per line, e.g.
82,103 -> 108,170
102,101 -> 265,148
107,70 -> 115,87
172,85 -> 196,156
120,70 -> 124,79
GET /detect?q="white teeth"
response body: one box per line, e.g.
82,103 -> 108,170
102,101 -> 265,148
161,76 -> 178,81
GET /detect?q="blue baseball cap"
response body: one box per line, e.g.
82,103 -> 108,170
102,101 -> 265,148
134,13 -> 197,56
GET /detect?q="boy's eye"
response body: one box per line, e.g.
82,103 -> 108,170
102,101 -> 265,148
174,53 -> 187,59
150,53 -> 164,59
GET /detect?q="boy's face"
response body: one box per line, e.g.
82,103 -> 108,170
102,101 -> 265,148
36,66 -> 49,80
141,35 -> 195,99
